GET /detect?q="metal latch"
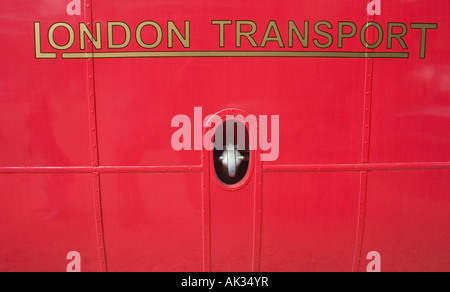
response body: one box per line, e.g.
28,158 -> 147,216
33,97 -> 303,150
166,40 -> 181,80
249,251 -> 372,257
219,144 -> 245,178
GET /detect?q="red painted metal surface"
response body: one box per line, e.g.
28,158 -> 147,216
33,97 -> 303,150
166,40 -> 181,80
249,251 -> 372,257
99,173 -> 204,272
0,0 -> 449,272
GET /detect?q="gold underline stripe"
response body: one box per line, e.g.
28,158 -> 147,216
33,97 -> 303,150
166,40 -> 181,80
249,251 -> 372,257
61,51 -> 409,59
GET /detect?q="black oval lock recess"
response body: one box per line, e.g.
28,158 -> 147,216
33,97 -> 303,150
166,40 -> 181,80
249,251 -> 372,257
213,120 -> 250,185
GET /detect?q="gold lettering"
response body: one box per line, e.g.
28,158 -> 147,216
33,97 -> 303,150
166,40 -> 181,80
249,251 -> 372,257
236,20 -> 258,48
387,23 -> 408,49
107,22 -> 131,49
80,22 -> 102,50
288,20 -> 308,48
261,20 -> 284,48
360,22 -> 383,49
338,22 -> 357,49
48,22 -> 75,50
211,20 -> 232,48
34,22 -> 57,58
411,23 -> 438,59
136,21 -> 163,49
313,21 -> 333,49
168,21 -> 190,48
